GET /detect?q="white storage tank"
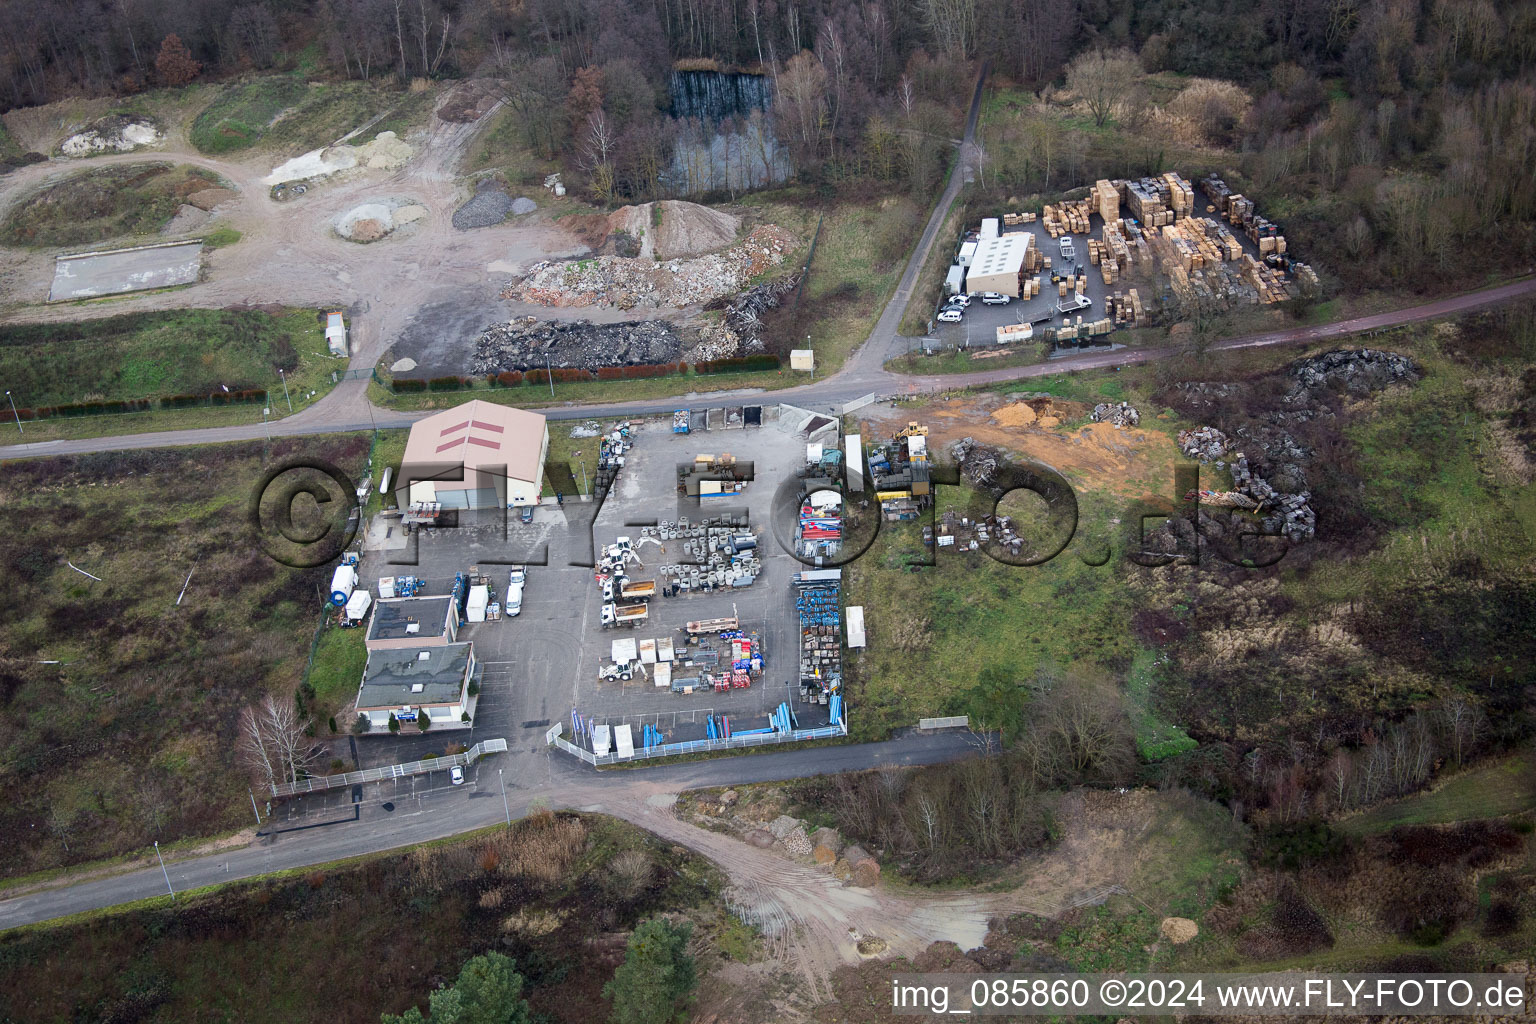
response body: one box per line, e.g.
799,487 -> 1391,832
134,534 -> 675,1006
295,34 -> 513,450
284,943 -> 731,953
329,564 -> 358,606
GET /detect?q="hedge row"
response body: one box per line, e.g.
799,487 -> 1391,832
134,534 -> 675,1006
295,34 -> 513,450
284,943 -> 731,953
392,357 -> 764,395
11,398 -> 155,420
694,354 -> 780,374
9,387 -> 268,421
161,388 -> 267,409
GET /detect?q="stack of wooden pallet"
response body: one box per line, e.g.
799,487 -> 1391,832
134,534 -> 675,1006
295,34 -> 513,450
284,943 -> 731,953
1095,180 -> 1120,223
1293,264 -> 1319,288
1101,221 -> 1134,271
1163,172 -> 1194,218
1002,211 -> 1038,226
1043,198 -> 1093,236
1024,244 -> 1044,272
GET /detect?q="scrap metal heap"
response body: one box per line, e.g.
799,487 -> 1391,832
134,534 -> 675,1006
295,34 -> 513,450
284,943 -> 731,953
795,571 -> 841,704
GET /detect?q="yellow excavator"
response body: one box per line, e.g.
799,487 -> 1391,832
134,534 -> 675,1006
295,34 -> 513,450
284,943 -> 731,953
894,422 -> 928,438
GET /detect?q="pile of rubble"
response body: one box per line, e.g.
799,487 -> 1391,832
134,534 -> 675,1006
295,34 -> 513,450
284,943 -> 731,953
1092,401 -> 1141,428
471,318 -> 682,374
951,437 -> 1002,488
1285,348 -> 1420,402
1231,454 -> 1315,541
1178,425 -> 1231,462
60,114 -> 161,157
453,180 -> 517,229
505,224 -> 798,310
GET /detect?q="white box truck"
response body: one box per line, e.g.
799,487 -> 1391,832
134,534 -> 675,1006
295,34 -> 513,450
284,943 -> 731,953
466,584 -> 490,623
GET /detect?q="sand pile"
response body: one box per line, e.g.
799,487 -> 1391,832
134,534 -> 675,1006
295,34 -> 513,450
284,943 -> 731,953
606,200 -> 740,260
264,131 -> 413,185
334,198 -> 426,242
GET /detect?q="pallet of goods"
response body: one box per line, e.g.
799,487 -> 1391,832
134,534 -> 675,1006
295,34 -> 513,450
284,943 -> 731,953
1095,179 -> 1120,223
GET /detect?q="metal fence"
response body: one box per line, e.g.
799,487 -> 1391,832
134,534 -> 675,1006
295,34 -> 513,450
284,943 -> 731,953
918,715 -> 970,730
270,738 -> 508,797
551,723 -> 847,767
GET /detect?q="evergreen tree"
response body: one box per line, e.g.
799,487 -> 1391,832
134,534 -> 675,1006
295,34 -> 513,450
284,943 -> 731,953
603,918 -> 696,1024
382,952 -> 531,1024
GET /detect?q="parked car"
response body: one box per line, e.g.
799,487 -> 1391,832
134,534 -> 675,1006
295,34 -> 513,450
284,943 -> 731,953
508,566 -> 526,585
936,308 -> 964,323
506,581 -> 524,616
979,292 -> 1012,305
947,293 -> 972,307
518,505 -> 534,524
450,766 -> 464,786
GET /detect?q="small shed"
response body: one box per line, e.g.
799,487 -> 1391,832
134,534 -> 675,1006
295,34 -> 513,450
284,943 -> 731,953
944,264 -> 965,295
846,606 -> 866,648
325,311 -> 348,356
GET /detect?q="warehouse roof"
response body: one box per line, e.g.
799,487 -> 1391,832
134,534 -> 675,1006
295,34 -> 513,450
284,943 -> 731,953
403,400 -> 547,484
367,596 -> 453,642
970,232 -> 1031,278
358,642 -> 473,709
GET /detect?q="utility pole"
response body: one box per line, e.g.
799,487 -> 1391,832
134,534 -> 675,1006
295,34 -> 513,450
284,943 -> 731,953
544,354 -> 555,399
279,368 -> 293,414
154,840 -> 175,901
249,789 -> 262,827
5,390 -> 20,434
498,768 -> 511,826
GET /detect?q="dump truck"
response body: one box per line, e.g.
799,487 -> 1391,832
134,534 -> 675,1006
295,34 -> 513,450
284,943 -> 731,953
620,579 -> 656,600
602,602 -> 648,628
686,616 -> 739,635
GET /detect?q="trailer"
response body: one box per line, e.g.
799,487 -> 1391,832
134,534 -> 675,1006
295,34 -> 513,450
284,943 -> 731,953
620,579 -> 656,600
687,616 -> 739,635
344,589 -> 373,622
613,723 -> 635,758
602,602 -> 648,628
325,311 -> 348,356
466,584 -> 491,623
593,724 -> 612,756
653,662 -> 672,689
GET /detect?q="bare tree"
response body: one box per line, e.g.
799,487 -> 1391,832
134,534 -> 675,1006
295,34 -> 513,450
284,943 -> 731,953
238,693 -> 317,791
1064,48 -> 1141,128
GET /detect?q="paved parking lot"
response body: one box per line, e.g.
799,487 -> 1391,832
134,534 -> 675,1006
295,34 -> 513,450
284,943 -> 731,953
350,416 -> 831,774
48,240 -> 204,301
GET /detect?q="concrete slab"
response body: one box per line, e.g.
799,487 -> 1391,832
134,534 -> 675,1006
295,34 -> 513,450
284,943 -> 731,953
48,240 -> 204,301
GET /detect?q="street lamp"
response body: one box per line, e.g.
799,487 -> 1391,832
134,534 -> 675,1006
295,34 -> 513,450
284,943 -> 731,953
154,840 -> 175,901
5,390 -> 20,434
498,768 -> 511,826
544,353 -> 555,399
278,367 -> 293,414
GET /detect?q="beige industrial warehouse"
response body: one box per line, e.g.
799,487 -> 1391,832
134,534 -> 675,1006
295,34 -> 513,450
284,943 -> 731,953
397,400 -> 549,509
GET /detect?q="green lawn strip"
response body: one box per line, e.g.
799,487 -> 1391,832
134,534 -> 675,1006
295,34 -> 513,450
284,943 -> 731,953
0,306 -> 343,431
1337,748 -> 1536,834
1124,649 -> 1198,761
307,620 -> 368,725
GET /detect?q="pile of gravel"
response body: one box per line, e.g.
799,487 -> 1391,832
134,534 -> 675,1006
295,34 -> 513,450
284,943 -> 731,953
453,182 -> 516,230
511,196 -> 537,215
472,317 -> 683,374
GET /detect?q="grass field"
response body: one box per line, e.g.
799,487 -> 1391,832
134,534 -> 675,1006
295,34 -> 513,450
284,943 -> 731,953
307,620 -> 368,725
842,487 -> 1137,741
0,162 -> 223,247
0,436 -> 371,878
190,76 -> 436,157
466,103 -> 557,182
1338,748 -> 1536,834
0,812 -> 738,1024
0,307 -> 342,411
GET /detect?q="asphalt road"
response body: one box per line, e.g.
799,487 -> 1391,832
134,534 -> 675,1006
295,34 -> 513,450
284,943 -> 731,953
0,728 -> 987,931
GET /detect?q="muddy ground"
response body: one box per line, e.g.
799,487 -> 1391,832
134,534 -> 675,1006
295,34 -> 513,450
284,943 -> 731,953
864,394 -> 1181,499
